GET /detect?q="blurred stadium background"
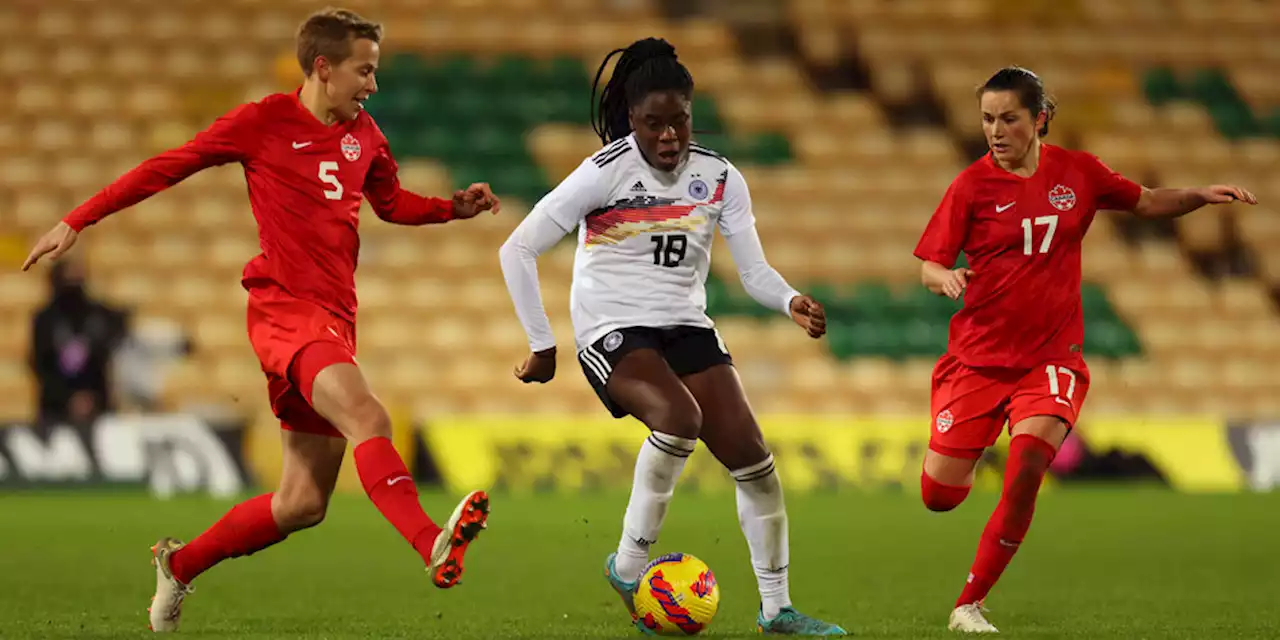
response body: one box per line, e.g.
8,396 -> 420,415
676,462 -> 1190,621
3,0 -> 1278,494
2,1 -> 1279,638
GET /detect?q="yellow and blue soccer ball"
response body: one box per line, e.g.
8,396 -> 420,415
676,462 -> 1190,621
633,553 -> 720,636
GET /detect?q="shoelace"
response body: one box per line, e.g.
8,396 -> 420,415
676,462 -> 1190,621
960,603 -> 993,626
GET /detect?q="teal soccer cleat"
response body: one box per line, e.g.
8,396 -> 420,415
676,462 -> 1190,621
604,553 -> 640,621
757,606 -> 848,636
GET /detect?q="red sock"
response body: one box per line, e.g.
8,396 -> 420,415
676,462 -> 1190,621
354,437 -> 443,565
956,434 -> 1056,607
169,493 -> 286,585
921,472 -> 971,512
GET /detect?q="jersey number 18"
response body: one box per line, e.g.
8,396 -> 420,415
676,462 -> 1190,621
652,234 -> 688,267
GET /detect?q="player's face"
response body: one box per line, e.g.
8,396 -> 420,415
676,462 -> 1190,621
629,91 -> 692,172
324,37 -> 380,122
980,90 -> 1043,165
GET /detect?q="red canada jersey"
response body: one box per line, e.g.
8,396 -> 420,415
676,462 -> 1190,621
913,144 -> 1142,369
64,91 -> 454,322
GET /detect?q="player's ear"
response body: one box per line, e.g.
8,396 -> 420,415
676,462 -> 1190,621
314,56 -> 331,82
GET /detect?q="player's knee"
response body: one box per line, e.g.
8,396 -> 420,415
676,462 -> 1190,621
921,473 -> 971,512
644,399 -> 702,440
713,430 -> 768,471
273,490 -> 330,532
344,394 -> 393,442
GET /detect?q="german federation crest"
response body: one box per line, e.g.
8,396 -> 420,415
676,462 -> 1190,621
341,134 -> 362,162
1048,184 -> 1076,211
603,331 -> 624,352
688,179 -> 709,200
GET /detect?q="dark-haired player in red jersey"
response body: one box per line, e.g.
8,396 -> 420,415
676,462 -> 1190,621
20,8 -> 498,633
913,66 -> 1256,634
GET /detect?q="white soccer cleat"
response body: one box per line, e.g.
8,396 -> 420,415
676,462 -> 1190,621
427,490 -> 490,588
949,603 -> 999,633
148,538 -> 194,632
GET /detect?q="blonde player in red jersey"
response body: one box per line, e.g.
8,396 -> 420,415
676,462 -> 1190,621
913,66 -> 1255,633
22,8 -> 498,633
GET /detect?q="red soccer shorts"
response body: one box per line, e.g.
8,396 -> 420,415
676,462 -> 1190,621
928,353 -> 1089,459
246,285 -> 357,439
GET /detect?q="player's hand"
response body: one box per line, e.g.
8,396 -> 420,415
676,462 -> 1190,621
514,347 -> 556,383
936,268 -> 974,300
452,183 -> 502,219
1199,185 -> 1257,205
789,295 -> 826,339
22,222 -> 79,271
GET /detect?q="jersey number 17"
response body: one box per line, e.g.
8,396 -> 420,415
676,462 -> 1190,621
1021,215 -> 1058,255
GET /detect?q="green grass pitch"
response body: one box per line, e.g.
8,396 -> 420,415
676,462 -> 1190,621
2,487 -> 1277,639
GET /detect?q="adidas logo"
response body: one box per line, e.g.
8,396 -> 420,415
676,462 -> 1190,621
630,180 -> 646,193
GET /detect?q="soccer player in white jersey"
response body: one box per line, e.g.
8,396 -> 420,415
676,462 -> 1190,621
498,38 -> 846,636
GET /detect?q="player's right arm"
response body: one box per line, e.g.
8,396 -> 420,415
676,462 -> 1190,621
914,176 -> 975,300
21,104 -> 258,270
498,157 -> 608,383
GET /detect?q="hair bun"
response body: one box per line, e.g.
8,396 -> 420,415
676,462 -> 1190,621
628,37 -> 678,61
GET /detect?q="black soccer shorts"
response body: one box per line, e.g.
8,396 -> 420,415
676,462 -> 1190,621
577,325 -> 734,419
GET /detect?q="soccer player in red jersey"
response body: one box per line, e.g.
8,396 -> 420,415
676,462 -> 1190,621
913,67 -> 1255,633
21,9 -> 498,632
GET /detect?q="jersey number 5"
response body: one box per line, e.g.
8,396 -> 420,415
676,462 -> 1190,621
652,234 -> 688,267
319,161 -> 343,201
1021,215 -> 1058,255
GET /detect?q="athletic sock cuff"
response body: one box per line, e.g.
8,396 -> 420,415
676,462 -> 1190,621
647,432 -> 697,458
731,454 -> 776,483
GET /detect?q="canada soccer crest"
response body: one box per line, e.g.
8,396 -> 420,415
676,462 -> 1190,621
341,134 -> 361,162
936,409 -> 954,434
1048,184 -> 1076,211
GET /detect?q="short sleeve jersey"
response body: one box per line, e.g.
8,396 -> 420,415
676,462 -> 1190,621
913,144 -> 1142,369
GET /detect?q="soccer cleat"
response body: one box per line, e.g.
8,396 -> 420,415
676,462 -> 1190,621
757,606 -> 848,636
148,538 -> 194,633
604,553 -> 640,621
428,490 -> 490,588
949,603 -> 999,633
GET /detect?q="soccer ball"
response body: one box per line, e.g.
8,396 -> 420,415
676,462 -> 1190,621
633,552 -> 720,636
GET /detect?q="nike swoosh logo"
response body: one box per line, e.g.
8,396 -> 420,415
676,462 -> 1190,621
1054,397 -> 1072,407
387,476 -> 413,487
292,141 -> 312,149
996,202 -> 1015,212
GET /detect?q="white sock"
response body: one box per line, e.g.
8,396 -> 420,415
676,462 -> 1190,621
732,454 -> 791,620
615,432 -> 696,582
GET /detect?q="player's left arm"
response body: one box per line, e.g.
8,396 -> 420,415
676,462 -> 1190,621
1083,153 -> 1257,218
718,164 -> 824,339
364,135 -> 500,224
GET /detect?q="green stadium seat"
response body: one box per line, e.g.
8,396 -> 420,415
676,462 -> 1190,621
850,283 -> 897,323
545,56 -> 592,95
898,286 -> 959,324
1085,319 -> 1143,358
1266,108 -> 1280,139
424,55 -> 478,90
1186,68 -> 1236,106
413,127 -> 467,162
379,52 -> 432,87
1141,68 -> 1182,106
693,97 -> 727,135
1209,102 -> 1262,140
486,56 -> 542,91
901,318 -> 947,357
693,134 -> 735,158
1080,283 -> 1115,321
743,132 -> 793,166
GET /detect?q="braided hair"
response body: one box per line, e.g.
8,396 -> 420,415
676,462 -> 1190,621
590,37 -> 695,145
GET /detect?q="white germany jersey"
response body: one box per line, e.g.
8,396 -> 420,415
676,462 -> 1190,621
536,134 -> 757,349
